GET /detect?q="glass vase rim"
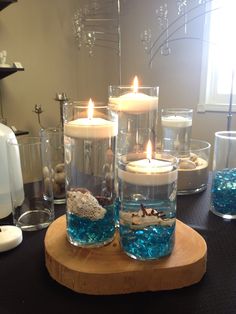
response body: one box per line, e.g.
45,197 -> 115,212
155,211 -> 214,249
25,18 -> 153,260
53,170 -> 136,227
7,136 -> 41,146
161,108 -> 193,113
215,131 -> 236,139
40,126 -> 63,133
109,85 -> 159,90
189,139 -> 211,150
65,100 -> 109,109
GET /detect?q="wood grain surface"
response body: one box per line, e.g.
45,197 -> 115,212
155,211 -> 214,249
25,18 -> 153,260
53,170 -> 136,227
45,215 -> 207,295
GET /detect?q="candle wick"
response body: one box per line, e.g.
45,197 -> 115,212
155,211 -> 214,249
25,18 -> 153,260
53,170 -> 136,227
0,228 -> 2,232
148,158 -> 151,163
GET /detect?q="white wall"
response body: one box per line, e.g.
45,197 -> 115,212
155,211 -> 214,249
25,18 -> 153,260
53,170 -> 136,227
0,0 -> 235,163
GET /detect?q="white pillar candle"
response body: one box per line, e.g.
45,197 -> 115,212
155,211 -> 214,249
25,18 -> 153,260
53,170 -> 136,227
109,76 -> 159,114
64,99 -> 118,139
0,225 -> 23,252
161,115 -> 192,128
64,117 -> 117,139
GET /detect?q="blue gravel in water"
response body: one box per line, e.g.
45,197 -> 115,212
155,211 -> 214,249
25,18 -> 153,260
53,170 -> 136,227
120,223 -> 175,260
211,168 -> 236,215
67,205 -> 115,246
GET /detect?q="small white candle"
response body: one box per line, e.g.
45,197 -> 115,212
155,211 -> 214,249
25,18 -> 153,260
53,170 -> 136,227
109,77 -> 159,114
161,115 -> 192,128
0,225 -> 23,252
118,140 -> 177,186
64,99 -> 118,139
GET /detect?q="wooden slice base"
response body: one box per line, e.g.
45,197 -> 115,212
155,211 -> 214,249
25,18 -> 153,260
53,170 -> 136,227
45,215 -> 207,295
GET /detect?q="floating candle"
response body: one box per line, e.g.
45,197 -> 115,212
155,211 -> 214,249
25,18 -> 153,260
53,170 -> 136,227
109,76 -> 159,114
161,115 -> 192,128
127,140 -> 173,174
64,99 -> 117,139
118,140 -> 177,186
0,225 -> 23,252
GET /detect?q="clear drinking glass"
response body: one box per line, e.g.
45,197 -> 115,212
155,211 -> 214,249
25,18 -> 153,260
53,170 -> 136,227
7,136 -> 54,231
211,131 -> 236,219
161,108 -> 193,157
63,100 -> 118,247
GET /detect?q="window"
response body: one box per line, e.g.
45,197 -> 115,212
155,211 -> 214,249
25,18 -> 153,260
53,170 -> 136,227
198,0 -> 236,112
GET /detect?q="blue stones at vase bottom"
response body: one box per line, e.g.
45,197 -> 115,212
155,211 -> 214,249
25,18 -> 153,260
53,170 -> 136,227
211,168 -> 236,217
119,200 -> 176,260
67,205 -> 115,247
119,223 -> 175,260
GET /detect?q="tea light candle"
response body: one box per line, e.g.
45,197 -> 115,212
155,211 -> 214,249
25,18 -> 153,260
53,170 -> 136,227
109,76 -> 159,114
0,225 -> 23,253
64,99 -> 117,139
118,140 -> 177,186
161,115 -> 192,128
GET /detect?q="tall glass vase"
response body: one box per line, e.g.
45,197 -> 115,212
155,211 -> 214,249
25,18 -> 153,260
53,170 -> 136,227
63,100 -> 118,247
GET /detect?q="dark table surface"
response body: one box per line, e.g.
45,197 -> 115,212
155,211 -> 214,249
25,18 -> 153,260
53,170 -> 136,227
1,182 -> 236,314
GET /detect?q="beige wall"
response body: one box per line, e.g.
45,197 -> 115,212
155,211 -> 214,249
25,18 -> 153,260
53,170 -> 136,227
0,0 -> 120,134
0,0 -> 235,165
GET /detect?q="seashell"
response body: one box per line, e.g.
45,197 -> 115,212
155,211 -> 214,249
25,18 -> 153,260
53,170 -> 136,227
190,153 -> 198,162
43,166 -> 50,178
55,163 -> 65,173
179,160 -> 196,169
54,172 -> 65,184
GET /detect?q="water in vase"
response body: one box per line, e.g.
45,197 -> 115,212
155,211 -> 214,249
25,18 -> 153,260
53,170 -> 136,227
118,179 -> 177,260
64,135 -> 116,247
161,117 -> 192,156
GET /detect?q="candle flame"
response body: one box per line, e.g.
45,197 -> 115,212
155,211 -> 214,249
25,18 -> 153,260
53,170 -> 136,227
146,140 -> 152,162
87,98 -> 94,120
132,76 -> 139,93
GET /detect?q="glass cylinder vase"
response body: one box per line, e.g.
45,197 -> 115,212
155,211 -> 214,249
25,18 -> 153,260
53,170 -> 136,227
63,100 -> 118,247
109,78 -> 159,225
117,136 -> 178,260
211,131 -> 236,219
161,108 -> 193,157
40,127 -> 65,204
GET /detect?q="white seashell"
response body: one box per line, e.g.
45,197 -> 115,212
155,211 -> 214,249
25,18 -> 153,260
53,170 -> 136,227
190,153 -> 198,162
179,160 -> 196,169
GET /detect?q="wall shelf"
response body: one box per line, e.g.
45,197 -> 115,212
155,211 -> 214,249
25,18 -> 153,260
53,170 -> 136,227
0,67 -> 24,79
0,0 -> 17,11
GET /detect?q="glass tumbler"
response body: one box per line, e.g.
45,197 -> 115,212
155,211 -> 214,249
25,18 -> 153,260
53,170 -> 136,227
7,136 -> 54,231
63,100 -> 118,247
211,131 -> 236,219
